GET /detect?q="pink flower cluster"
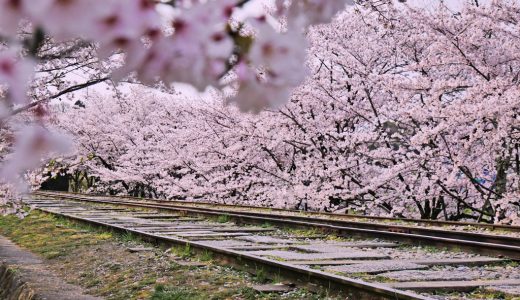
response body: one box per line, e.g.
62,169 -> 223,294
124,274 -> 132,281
0,0 -> 351,112
0,0 -> 351,190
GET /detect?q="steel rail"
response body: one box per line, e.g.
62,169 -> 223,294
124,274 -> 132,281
33,191 -> 520,259
32,206 -> 431,300
34,190 -> 520,232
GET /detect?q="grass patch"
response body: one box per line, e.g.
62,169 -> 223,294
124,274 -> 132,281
200,249 -> 213,261
254,267 -> 268,283
216,214 -> 230,223
118,231 -> 141,243
470,288 -> 510,300
430,288 -> 516,300
370,275 -> 396,283
151,285 -> 203,300
285,227 -> 322,237
508,261 -> 519,268
172,243 -> 192,258
0,210 -> 110,259
422,245 -> 446,253
261,222 -> 273,228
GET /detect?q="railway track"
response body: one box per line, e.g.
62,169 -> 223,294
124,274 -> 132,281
33,191 -> 520,259
36,190 -> 520,232
26,192 -> 520,299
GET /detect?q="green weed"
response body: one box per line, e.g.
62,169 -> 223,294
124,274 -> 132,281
151,284 -> 203,300
200,249 -> 213,261
254,267 -> 268,283
217,214 -> 230,223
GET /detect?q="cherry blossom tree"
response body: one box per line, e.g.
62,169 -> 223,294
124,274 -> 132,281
0,0 -> 355,196
51,1 -> 520,225
300,1 -> 520,223
5,0 -> 519,224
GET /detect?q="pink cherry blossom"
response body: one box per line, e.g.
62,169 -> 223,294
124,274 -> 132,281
23,0 -> 95,40
248,22 -> 308,86
0,50 -> 34,105
0,0 -> 27,35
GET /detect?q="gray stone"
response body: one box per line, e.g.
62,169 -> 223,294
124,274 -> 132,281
156,230 -> 215,235
291,259 -> 365,265
127,247 -> 155,253
410,258 -> 505,266
291,242 -> 398,253
252,284 -> 294,293
173,261 -> 208,267
134,226 -> 212,232
196,240 -> 254,248
388,279 -> 520,292
229,245 -> 288,251
131,214 -> 179,219
246,250 -> 388,261
383,268 -> 504,282
327,261 -> 427,274
487,285 -> 520,296
385,270 -> 477,282
291,258 -> 505,267
173,232 -> 250,238
211,227 -> 275,233
237,236 -> 301,245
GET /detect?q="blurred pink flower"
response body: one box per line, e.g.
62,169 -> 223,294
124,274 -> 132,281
0,50 -> 34,105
